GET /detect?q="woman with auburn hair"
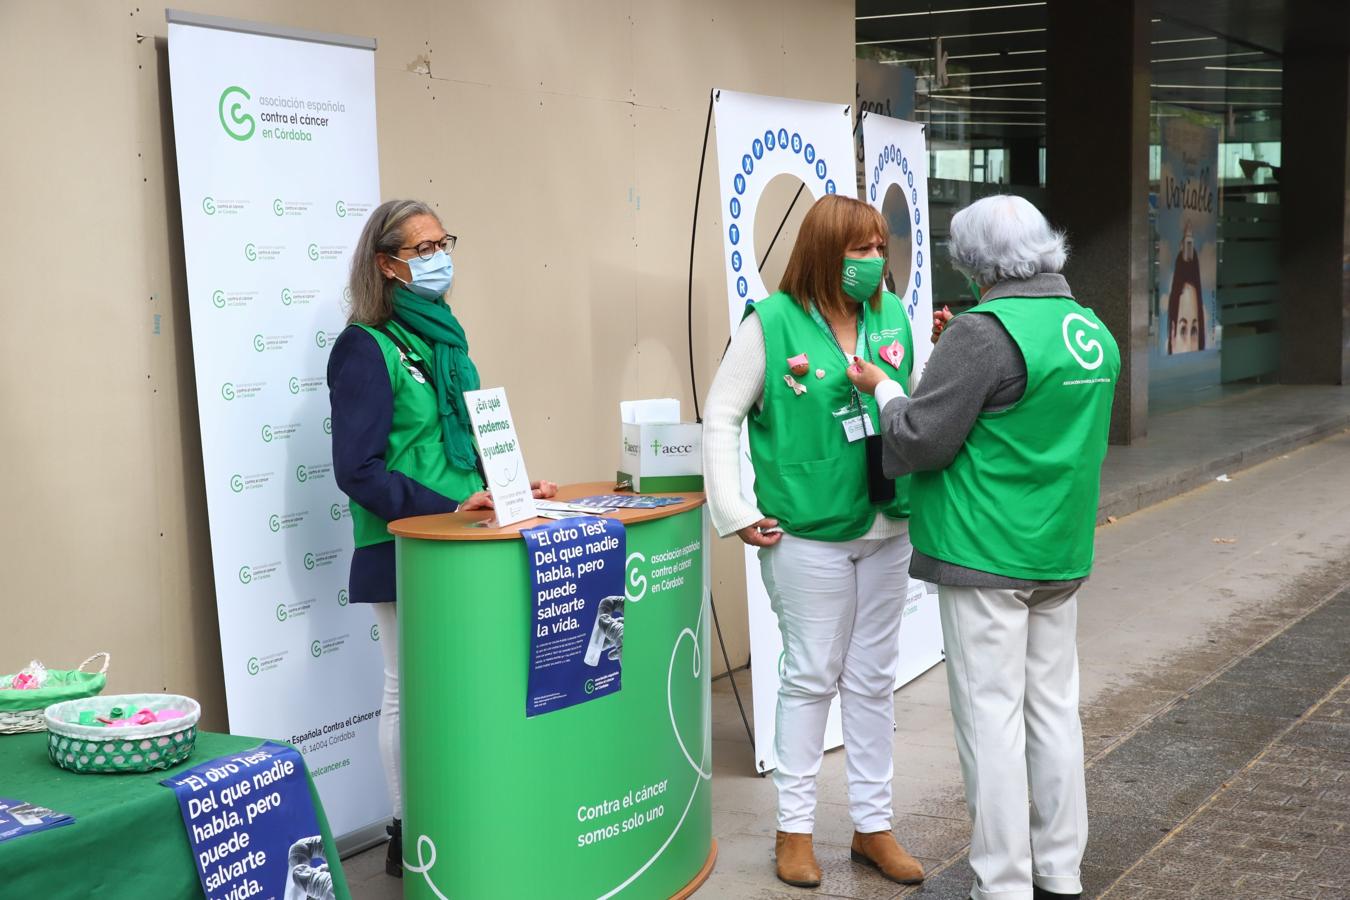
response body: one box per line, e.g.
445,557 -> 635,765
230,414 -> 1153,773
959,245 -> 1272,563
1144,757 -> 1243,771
327,199 -> 557,879
702,194 -> 923,890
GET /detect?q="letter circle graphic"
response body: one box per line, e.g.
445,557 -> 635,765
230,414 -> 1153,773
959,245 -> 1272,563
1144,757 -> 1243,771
218,86 -> 254,141
1062,313 -> 1105,370
625,552 -> 647,602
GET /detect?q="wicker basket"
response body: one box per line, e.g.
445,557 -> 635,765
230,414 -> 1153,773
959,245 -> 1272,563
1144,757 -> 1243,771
0,653 -> 110,735
44,693 -> 200,774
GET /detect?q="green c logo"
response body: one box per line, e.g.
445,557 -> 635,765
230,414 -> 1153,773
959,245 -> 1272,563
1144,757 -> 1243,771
335,200 -> 347,218
247,656 -> 260,675
304,552 -> 317,570
268,514 -> 280,533
338,589 -> 349,606
584,679 -> 596,695
307,243 -> 319,261
330,503 -> 342,521
202,196 -> 216,215
323,417 -> 332,435
370,625 -> 380,641
244,243 -> 257,262
288,377 -> 300,394
218,86 -> 255,141
275,604 -> 288,622
273,198 -> 284,216
238,566 -> 252,584
296,465 -> 308,483
221,382 -> 235,401
212,290 -> 226,308
315,331 -> 329,348
281,288 -> 293,306
229,474 -> 244,493
342,287 -> 352,302
310,640 -> 322,658
261,424 -> 273,443
253,334 -> 266,352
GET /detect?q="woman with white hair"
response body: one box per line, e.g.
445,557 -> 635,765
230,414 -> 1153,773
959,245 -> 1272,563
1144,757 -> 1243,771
846,194 -> 1120,900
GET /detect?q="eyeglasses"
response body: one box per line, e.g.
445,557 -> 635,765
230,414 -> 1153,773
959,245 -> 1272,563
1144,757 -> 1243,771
395,234 -> 457,260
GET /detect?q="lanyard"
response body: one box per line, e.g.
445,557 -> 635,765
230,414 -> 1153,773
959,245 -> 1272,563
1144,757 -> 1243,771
807,302 -> 868,410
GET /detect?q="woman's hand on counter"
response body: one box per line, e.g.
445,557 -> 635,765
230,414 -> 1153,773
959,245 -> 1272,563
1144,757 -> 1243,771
460,491 -> 495,511
531,480 -> 559,499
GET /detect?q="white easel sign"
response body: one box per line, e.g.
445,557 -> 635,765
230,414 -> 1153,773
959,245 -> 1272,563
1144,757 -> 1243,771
464,387 -> 537,526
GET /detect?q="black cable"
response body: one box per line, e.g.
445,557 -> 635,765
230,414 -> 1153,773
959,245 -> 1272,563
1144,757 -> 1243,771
686,89 -> 716,425
709,590 -> 755,745
682,88 -> 756,751
757,183 -> 806,272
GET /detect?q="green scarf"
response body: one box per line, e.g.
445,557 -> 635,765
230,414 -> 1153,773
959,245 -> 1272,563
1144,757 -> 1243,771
390,286 -> 481,470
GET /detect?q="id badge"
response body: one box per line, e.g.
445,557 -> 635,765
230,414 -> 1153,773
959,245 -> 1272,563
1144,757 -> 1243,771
841,415 -> 867,443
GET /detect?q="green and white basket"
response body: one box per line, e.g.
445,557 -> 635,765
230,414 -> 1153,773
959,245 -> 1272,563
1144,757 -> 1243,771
44,693 -> 200,774
0,652 -> 110,735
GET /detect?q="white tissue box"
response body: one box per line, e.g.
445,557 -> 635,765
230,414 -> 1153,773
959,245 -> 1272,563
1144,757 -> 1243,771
616,400 -> 703,493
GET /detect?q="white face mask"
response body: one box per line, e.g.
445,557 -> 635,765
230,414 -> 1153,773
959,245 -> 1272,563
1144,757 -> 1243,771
393,250 -> 454,300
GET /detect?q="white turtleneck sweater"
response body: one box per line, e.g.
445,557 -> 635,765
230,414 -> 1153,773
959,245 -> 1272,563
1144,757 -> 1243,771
701,313 -> 909,541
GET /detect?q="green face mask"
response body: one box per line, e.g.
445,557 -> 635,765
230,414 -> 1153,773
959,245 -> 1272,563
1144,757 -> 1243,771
841,256 -> 885,303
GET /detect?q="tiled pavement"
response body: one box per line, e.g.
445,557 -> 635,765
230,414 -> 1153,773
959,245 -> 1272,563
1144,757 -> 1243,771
1103,675 -> 1350,899
345,428 -> 1350,899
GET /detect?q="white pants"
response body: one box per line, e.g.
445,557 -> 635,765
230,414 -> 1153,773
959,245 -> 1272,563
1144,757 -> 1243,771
760,527 -> 912,834
938,586 -> 1088,900
370,602 -> 403,820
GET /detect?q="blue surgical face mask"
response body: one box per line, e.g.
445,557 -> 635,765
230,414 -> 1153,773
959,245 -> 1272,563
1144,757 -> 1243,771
394,250 -> 454,300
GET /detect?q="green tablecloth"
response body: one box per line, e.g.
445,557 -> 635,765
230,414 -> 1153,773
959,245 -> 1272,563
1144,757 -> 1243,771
0,730 -> 351,899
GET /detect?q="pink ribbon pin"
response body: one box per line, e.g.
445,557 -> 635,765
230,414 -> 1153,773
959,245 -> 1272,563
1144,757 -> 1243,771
880,340 -> 905,368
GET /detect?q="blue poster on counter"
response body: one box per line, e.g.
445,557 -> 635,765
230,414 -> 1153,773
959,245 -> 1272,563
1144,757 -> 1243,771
521,516 -> 626,717
161,741 -> 334,900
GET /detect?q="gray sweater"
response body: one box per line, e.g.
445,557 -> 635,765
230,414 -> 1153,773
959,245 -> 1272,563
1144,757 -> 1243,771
880,273 -> 1087,590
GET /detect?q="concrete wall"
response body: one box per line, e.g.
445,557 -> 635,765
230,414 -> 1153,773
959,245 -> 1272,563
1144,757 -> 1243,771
0,1 -> 853,730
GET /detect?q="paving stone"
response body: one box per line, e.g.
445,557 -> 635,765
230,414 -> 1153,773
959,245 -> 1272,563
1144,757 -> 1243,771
1096,678 -> 1350,899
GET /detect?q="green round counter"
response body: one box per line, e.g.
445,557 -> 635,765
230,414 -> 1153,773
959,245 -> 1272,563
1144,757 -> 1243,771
389,483 -> 716,899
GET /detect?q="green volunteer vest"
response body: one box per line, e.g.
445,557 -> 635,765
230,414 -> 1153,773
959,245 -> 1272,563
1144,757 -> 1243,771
910,295 -> 1120,580
347,322 -> 484,549
746,290 -> 914,542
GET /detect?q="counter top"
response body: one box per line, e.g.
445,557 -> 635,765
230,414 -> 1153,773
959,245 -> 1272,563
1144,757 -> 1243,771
387,481 -> 705,541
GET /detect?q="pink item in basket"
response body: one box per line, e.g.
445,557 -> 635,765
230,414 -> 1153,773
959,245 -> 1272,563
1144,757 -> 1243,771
103,707 -> 186,726
7,660 -> 48,690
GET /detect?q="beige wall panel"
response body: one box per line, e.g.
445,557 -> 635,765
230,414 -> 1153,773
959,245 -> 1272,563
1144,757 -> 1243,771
0,2 -> 167,704
1,0 -> 854,711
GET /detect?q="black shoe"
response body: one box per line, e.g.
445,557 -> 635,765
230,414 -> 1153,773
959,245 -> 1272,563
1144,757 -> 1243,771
1034,887 -> 1080,900
385,818 -> 403,878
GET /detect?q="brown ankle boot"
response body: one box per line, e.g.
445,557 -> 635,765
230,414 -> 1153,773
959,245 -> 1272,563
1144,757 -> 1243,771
774,831 -> 822,888
850,830 -> 924,885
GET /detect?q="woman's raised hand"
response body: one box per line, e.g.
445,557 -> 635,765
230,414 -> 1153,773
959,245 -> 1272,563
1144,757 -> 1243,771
932,306 -> 954,344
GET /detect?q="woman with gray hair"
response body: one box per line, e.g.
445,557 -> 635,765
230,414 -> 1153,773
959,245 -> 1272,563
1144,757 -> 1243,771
327,199 -> 557,878
847,194 -> 1120,900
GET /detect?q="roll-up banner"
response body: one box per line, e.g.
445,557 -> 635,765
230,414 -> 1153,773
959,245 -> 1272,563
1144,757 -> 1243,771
862,112 -> 945,689
166,10 -> 385,841
862,111 -> 936,384
712,90 -> 854,773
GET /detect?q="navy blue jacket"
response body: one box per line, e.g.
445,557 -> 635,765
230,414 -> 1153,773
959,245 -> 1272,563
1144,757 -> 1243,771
327,325 -> 461,603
